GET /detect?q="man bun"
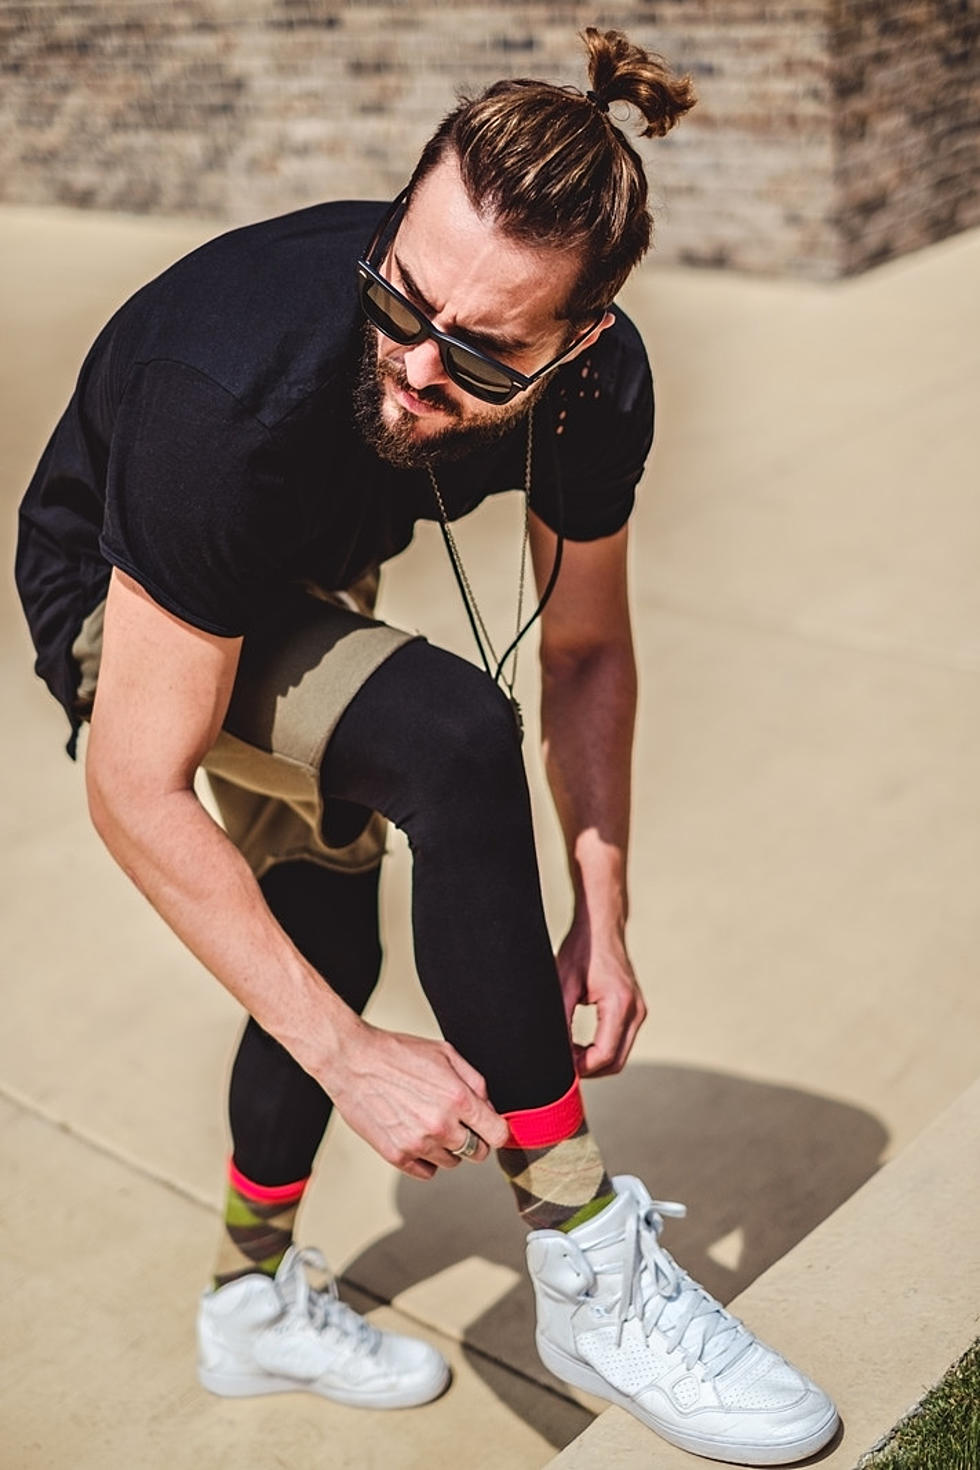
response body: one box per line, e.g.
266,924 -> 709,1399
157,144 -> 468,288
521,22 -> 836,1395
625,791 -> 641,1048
583,26 -> 697,139
408,29 -> 698,319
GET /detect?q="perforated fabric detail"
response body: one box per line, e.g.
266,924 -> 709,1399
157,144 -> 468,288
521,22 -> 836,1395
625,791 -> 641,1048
716,1344 -> 805,1410
579,1318 -> 672,1396
554,357 -> 602,437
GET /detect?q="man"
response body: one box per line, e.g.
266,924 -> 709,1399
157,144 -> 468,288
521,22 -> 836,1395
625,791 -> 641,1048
16,28 -> 839,1466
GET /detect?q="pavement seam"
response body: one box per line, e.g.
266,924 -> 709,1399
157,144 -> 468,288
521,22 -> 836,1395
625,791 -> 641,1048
0,1078 -> 217,1211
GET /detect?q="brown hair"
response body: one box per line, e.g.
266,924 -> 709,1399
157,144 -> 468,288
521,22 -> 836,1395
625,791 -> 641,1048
407,28 -> 696,324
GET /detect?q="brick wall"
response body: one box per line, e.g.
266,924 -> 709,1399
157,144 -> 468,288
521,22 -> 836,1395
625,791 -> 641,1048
1,1 -> 976,279
831,0 -> 979,273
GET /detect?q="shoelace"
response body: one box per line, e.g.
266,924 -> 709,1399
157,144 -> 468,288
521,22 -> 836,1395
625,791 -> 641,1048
608,1200 -> 752,1379
278,1246 -> 382,1357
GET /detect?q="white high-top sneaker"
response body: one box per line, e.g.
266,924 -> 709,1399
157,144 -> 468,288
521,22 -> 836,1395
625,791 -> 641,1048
197,1245 -> 450,1409
527,1177 -> 839,1466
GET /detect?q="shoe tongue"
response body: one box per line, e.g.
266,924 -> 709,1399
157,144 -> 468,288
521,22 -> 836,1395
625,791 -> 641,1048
276,1272 -> 301,1315
568,1182 -> 744,1371
566,1189 -> 633,1251
274,1253 -> 310,1317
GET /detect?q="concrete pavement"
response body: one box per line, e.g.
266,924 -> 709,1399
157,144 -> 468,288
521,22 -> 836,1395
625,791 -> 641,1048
2,204 -> 978,1467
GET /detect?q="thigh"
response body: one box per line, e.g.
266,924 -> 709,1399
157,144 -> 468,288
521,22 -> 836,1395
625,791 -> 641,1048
221,588 -> 417,772
320,636 -> 524,822
201,589 -> 422,877
72,579 -> 421,879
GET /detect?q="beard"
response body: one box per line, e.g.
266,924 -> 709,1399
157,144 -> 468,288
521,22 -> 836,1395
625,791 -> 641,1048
352,326 -> 545,470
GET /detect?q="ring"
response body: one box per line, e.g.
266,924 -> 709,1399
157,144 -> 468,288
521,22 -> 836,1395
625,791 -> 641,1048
450,1126 -> 481,1159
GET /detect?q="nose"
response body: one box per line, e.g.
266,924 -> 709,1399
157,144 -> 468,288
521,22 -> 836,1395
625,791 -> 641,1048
401,336 -> 449,393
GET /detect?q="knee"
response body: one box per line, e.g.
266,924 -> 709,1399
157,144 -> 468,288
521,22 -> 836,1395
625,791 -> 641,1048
321,639 -> 528,836
416,653 -> 523,791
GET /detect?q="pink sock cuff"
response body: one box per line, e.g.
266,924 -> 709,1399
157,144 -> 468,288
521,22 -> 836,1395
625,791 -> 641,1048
502,1076 -> 584,1149
228,1159 -> 310,1205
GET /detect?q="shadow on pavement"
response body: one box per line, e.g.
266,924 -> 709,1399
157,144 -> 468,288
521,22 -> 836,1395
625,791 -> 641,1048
343,1062 -> 888,1451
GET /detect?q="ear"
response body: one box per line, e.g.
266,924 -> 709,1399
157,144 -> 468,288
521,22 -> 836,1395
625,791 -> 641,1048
563,310 -> 616,364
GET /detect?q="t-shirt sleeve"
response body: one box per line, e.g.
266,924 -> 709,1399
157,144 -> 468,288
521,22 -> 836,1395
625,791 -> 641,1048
534,310 -> 654,541
100,359 -> 297,635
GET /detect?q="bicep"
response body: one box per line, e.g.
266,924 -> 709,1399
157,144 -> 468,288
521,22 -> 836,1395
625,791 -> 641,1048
530,515 -> 632,661
88,568 -> 243,795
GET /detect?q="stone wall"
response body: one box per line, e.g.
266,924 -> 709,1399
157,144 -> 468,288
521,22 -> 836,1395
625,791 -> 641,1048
0,1 -> 976,279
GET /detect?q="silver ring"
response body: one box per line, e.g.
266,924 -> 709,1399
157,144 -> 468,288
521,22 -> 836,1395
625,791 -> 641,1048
450,1126 -> 481,1159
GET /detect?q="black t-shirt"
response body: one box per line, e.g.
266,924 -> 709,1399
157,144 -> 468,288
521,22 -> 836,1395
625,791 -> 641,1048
16,200 -> 654,728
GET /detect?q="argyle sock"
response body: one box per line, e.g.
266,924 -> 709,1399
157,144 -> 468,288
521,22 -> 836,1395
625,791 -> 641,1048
212,1160 -> 309,1288
496,1078 -> 616,1232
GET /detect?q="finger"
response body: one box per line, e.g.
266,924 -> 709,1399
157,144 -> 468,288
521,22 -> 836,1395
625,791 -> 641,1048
603,1012 -> 642,1076
441,1049 -> 509,1148
580,1046 -> 628,1079
579,1029 -> 630,1078
446,1070 -> 509,1148
585,1048 -> 628,1079
443,1046 -> 491,1101
464,1098 -> 509,1150
446,1131 -> 491,1165
577,1048 -> 610,1078
559,978 -> 579,1033
584,1007 -> 643,1078
400,1157 -> 437,1181
616,1008 -> 646,1070
579,1004 -> 623,1076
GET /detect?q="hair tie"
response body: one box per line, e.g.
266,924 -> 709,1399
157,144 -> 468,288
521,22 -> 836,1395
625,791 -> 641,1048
585,89 -> 610,115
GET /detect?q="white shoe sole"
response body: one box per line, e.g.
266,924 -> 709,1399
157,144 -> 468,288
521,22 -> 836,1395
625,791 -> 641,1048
536,1335 -> 839,1467
197,1361 -> 451,1410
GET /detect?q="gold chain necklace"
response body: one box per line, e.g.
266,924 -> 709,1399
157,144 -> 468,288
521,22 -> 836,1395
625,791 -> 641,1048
426,409 -> 534,740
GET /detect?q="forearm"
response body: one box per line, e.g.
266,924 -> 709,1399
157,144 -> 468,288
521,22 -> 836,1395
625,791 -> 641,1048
540,637 -> 637,936
87,773 -> 358,1079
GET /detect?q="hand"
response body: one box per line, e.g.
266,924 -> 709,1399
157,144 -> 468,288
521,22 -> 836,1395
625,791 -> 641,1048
322,1019 -> 511,1181
556,918 -> 647,1078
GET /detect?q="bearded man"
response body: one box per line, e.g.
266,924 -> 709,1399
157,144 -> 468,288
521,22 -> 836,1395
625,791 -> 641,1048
16,29 -> 838,1466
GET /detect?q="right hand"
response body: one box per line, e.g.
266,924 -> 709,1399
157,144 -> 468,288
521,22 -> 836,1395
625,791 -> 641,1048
323,1019 -> 511,1180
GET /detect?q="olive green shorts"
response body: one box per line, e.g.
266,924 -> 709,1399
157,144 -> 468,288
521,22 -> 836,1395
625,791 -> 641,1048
71,575 -> 419,879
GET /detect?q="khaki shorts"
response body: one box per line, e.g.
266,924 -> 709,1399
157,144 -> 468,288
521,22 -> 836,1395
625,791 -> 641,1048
71,574 -> 419,879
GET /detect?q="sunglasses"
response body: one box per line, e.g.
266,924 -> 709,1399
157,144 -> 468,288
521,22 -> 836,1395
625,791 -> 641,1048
356,190 -> 604,406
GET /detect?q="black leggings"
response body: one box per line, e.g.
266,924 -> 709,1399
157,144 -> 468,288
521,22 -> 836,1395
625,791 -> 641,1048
229,638 -> 575,1186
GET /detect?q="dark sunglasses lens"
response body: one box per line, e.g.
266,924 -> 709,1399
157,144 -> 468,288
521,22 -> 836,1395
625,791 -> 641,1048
361,277 -> 424,345
444,347 -> 516,403
359,268 -> 519,404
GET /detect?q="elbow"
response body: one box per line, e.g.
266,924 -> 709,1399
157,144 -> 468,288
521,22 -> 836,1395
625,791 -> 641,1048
84,722 -> 154,851
84,739 -> 125,848
541,635 -> 636,688
85,724 -> 197,854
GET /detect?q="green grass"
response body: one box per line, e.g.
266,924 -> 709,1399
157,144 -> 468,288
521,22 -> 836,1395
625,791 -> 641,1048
858,1337 -> 980,1470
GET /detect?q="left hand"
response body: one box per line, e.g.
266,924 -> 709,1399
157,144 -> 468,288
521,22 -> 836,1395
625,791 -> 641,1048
556,917 -> 647,1078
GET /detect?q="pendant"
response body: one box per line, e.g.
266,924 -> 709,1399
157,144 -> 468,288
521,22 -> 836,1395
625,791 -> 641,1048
510,695 -> 525,744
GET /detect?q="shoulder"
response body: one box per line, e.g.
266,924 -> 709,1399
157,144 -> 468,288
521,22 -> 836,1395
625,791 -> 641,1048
160,199 -> 388,286
583,306 -> 652,411
86,200 -> 391,426
530,305 -> 653,542
550,305 -> 653,447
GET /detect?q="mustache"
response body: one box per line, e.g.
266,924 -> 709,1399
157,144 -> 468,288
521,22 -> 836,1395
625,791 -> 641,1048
377,358 -> 461,418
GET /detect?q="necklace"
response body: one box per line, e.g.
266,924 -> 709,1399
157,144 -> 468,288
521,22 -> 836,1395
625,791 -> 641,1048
426,409 -> 534,741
